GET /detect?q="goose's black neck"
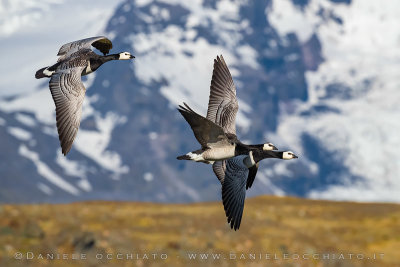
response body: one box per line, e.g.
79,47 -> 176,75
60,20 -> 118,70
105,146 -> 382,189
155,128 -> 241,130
252,150 -> 283,163
234,142 -> 264,156
99,54 -> 120,63
247,144 -> 265,150
234,143 -> 251,156
88,54 -> 119,73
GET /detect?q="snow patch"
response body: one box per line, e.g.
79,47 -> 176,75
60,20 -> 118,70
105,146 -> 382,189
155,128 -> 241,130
135,0 -> 152,7
7,127 -> 32,141
254,170 -> 285,196
37,182 -> 53,195
309,181 -> 400,203
131,25 -> 252,130
19,144 -> 79,195
269,0 -> 317,42
143,172 -> 154,182
77,179 -> 92,192
0,87 -> 55,125
236,45 -> 259,69
56,152 -> 87,178
270,0 -> 400,202
15,113 -> 37,127
74,112 -> 129,178
273,161 -> 293,177
0,0 -> 63,37
148,132 -> 158,140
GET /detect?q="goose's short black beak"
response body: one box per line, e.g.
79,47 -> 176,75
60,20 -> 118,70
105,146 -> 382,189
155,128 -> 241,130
293,154 -> 298,159
272,145 -> 278,150
130,55 -> 135,59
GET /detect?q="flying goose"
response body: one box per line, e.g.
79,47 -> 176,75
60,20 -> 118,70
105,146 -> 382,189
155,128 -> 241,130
177,55 -> 277,165
35,36 -> 135,155
177,55 -> 298,230
222,150 -> 297,230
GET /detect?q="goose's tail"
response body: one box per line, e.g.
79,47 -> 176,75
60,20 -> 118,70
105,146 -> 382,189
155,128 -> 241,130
177,151 -> 210,164
177,154 -> 191,160
35,67 -> 51,79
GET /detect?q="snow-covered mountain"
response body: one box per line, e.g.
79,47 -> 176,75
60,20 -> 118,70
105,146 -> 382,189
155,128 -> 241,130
1,0 -> 399,203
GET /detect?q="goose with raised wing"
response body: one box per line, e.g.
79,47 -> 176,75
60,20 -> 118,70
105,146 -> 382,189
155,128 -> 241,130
176,55 -> 298,230
35,36 -> 135,155
177,55 -> 277,165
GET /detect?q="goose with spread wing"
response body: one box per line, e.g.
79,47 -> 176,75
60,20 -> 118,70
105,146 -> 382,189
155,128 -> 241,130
35,36 -> 135,155
176,55 -> 298,230
177,55 -> 277,164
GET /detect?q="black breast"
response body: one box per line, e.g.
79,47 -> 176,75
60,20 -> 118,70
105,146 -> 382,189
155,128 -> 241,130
235,143 -> 250,156
89,58 -> 103,72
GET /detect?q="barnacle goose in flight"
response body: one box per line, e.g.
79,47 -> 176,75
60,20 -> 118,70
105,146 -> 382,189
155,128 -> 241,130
176,55 -> 298,230
35,36 -> 135,155
177,55 -> 277,164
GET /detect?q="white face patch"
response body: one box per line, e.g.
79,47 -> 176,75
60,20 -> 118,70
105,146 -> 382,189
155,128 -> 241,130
119,52 -> 133,60
263,143 -> 274,151
282,151 -> 296,160
43,68 -> 54,76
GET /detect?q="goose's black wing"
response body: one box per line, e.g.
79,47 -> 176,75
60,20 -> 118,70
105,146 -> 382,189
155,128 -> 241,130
57,36 -> 113,61
221,155 -> 248,231
246,163 -> 259,189
215,159 -> 259,189
178,103 -> 230,149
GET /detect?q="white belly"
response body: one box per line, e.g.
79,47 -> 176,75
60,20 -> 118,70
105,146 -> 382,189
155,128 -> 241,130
203,146 -> 235,161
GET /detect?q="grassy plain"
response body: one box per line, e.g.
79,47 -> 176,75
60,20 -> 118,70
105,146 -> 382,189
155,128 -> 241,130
1,196 -> 399,266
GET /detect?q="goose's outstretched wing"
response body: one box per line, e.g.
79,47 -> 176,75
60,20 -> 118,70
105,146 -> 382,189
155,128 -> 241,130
206,55 -> 238,136
49,65 -> 87,155
221,155 -> 248,230
212,160 -> 226,184
57,36 -> 112,61
178,103 -> 230,149
213,159 -> 259,189
246,163 -> 259,189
